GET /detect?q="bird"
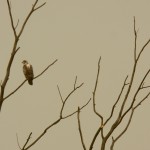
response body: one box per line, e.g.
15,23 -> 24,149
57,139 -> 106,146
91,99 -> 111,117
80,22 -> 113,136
22,60 -> 34,85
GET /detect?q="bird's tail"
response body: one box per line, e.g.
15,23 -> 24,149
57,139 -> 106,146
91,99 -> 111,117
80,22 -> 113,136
28,79 -> 33,85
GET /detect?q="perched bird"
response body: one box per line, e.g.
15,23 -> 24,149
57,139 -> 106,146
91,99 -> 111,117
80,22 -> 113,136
22,60 -> 34,85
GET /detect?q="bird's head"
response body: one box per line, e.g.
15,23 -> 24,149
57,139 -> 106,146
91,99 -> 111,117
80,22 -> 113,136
22,60 -> 28,65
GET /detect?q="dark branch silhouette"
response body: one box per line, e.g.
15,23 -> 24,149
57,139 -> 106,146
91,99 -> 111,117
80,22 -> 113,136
2,1 -> 150,149
89,17 -> 150,150
77,107 -> 86,150
18,78 -> 90,150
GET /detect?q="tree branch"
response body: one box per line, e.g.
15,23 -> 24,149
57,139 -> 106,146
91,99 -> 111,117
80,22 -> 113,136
74,76 -> 78,90
121,69 -> 150,120
23,119 -> 60,150
20,79 -> 89,150
34,59 -> 58,79
7,0 -> 17,38
136,38 -> 150,61
134,16 -> 137,62
89,125 -> 103,150
62,98 -> 91,119
110,90 -> 150,150
18,0 -> 46,38
118,18 -> 150,118
89,57 -> 106,150
77,107 -> 86,150
34,2 -> 46,11
104,76 -> 128,126
15,19 -> 19,29
16,133 -> 21,150
23,98 -> 91,150
92,56 -> 104,122
110,109 -> 134,150
57,85 -> 64,103
21,99 -> 90,150
60,77 -> 84,118
95,17 -> 150,150
22,132 -> 32,150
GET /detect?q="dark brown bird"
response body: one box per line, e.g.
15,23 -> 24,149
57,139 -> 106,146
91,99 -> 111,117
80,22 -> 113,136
22,60 -> 34,85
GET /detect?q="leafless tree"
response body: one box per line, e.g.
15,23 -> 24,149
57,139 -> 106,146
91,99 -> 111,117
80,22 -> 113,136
0,1 -> 91,150
1,1 -> 150,150
77,17 -> 150,150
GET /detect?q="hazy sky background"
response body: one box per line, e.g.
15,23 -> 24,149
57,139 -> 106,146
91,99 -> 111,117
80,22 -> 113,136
0,0 -> 150,149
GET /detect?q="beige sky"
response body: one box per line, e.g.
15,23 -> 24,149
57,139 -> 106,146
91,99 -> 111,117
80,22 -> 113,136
0,0 -> 150,149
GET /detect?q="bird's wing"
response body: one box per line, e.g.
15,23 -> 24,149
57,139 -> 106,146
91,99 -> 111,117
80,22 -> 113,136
29,65 -> 34,78
23,65 -> 28,78
23,64 -> 34,79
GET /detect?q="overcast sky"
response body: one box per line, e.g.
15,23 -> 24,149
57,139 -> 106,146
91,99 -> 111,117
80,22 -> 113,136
0,0 -> 150,150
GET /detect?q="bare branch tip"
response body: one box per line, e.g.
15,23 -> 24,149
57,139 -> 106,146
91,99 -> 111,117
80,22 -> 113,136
57,84 -> 64,103
98,56 -> 101,65
16,133 -> 21,150
15,19 -> 20,29
34,2 -> 46,11
74,76 -> 78,89
81,82 -> 84,86
112,136 -> 114,141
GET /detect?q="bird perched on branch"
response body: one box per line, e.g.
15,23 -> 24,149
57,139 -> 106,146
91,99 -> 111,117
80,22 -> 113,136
22,60 -> 34,85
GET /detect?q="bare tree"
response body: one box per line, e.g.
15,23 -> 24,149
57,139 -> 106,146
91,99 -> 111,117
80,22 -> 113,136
17,77 -> 91,150
1,1 -> 150,150
77,17 -> 150,150
0,1 -> 91,150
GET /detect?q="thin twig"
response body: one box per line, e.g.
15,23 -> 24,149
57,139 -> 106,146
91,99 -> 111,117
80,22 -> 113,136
16,133 -> 21,150
133,92 -> 150,110
121,69 -> 150,119
62,98 -> 91,119
140,85 -> 150,89
74,76 -> 77,89
23,119 -> 60,150
57,85 -> 63,103
15,47 -> 20,53
110,90 -> 150,150
20,78 -> 87,150
77,107 -> 86,150
104,76 -> 128,126
89,125 -> 103,150
89,57 -> 104,150
110,109 -> 134,150
136,38 -> 150,61
93,56 -> 103,121
92,56 -> 104,141
7,0 -> 17,38
22,98 -> 91,150
15,19 -> 19,29
34,59 -> 58,79
134,16 -> 137,62
22,132 -> 32,150
60,82 -> 84,118
117,17 -> 150,118
34,2 -> 46,11
18,0 -> 46,38
99,18 -> 150,150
